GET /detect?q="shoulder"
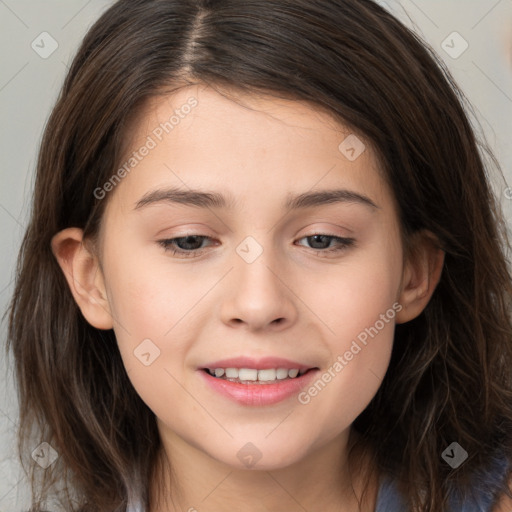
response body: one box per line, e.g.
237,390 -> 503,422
492,475 -> 512,512
126,501 -> 144,512
471,452 -> 512,512
482,452 -> 512,512
376,452 -> 512,512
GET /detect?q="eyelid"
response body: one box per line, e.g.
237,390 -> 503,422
157,231 -> 356,259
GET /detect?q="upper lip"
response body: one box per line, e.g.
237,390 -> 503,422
200,356 -> 318,371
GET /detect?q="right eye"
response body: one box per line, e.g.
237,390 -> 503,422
158,235 -> 216,258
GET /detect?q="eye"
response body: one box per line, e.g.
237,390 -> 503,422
158,233 -> 356,258
158,235 -> 214,258
295,234 -> 356,256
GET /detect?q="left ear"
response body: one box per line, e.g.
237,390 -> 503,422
395,230 -> 445,324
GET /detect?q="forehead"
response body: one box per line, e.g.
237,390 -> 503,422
124,83 -> 372,165
106,83 -> 393,218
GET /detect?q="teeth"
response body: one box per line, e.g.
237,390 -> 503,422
238,368 -> 258,381
258,369 -> 277,381
225,368 -> 239,378
276,368 -> 289,379
208,367 -> 307,382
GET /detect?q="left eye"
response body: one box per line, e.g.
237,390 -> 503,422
158,234 -> 356,258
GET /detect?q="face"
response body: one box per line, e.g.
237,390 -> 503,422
94,84 -> 405,470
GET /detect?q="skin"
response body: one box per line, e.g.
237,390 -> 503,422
52,84 -> 446,511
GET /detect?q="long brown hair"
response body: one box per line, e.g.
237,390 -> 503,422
6,0 -> 512,510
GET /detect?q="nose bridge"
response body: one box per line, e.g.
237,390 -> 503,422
220,232 -> 297,331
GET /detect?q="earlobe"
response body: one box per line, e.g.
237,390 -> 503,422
395,230 -> 445,324
50,227 -> 114,330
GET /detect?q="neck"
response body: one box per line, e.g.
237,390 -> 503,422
149,427 -> 379,512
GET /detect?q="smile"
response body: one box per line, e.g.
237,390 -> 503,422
198,367 -> 319,406
204,367 -> 311,383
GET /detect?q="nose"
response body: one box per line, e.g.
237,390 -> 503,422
219,241 -> 299,332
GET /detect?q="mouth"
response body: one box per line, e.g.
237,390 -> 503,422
198,365 -> 321,406
201,367 -> 318,384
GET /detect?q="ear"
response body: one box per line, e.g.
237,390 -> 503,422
395,230 -> 445,324
50,227 -> 113,330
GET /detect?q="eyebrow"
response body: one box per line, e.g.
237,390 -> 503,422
134,187 -> 380,211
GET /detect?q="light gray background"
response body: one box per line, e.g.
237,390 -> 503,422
1,0 -> 511,509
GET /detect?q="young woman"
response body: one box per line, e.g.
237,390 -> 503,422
6,0 -> 512,510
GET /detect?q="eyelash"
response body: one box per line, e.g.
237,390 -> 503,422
157,233 -> 356,258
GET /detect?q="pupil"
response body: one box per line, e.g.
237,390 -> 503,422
179,236 -> 201,250
310,235 -> 328,249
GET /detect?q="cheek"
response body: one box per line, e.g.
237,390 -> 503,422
296,292 -> 396,443
100,242 -> 197,380
294,237 -> 401,427
303,233 -> 401,344
106,260 -> 197,415
104,237 -> 202,333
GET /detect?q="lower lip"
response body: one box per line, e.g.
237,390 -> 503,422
198,369 -> 319,406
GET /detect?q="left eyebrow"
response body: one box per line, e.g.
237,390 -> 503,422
133,186 -> 380,211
